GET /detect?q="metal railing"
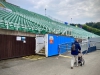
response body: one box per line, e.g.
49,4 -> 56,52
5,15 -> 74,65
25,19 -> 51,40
58,42 -> 72,55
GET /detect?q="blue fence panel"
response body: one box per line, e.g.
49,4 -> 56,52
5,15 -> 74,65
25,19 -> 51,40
48,34 -> 74,57
48,34 -> 58,56
82,46 -> 96,54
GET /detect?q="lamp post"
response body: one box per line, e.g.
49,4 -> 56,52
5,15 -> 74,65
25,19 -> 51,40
45,8 -> 46,16
71,18 -> 72,24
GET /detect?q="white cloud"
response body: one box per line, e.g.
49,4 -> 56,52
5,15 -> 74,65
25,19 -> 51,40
6,0 -> 100,24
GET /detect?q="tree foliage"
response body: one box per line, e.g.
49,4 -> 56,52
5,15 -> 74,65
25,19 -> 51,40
82,25 -> 100,36
86,22 -> 100,29
70,22 -> 100,36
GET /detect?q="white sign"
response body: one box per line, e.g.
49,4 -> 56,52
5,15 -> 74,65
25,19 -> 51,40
16,36 -> 21,41
23,40 -> 26,43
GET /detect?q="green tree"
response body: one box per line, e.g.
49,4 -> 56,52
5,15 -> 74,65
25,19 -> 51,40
82,25 -> 100,36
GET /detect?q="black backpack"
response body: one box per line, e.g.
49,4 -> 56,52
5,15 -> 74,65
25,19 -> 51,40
71,43 -> 76,51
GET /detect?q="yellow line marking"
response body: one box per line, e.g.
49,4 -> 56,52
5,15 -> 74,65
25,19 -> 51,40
59,55 -> 72,58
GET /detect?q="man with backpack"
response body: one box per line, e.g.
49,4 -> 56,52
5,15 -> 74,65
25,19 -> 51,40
71,38 -> 81,69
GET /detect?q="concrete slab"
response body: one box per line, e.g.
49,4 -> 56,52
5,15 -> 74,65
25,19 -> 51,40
0,50 -> 100,75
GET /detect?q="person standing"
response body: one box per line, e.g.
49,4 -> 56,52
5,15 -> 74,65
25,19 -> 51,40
86,37 -> 90,54
71,38 -> 81,69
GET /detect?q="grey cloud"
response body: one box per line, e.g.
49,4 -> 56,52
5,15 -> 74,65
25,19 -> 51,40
6,0 -> 100,24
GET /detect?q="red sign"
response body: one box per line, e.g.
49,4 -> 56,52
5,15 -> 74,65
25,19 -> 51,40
49,36 -> 54,44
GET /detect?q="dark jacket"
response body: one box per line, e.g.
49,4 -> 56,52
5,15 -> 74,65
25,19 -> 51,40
71,41 -> 81,55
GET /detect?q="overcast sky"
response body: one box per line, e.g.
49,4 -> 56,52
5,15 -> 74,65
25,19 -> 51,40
6,0 -> 100,24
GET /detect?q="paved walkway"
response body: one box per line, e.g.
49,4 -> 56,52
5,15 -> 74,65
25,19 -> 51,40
0,50 -> 100,75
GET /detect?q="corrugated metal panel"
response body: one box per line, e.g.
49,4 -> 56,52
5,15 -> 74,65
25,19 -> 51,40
0,34 -> 35,60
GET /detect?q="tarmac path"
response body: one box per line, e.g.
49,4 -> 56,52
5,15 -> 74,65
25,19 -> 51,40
0,50 -> 100,75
